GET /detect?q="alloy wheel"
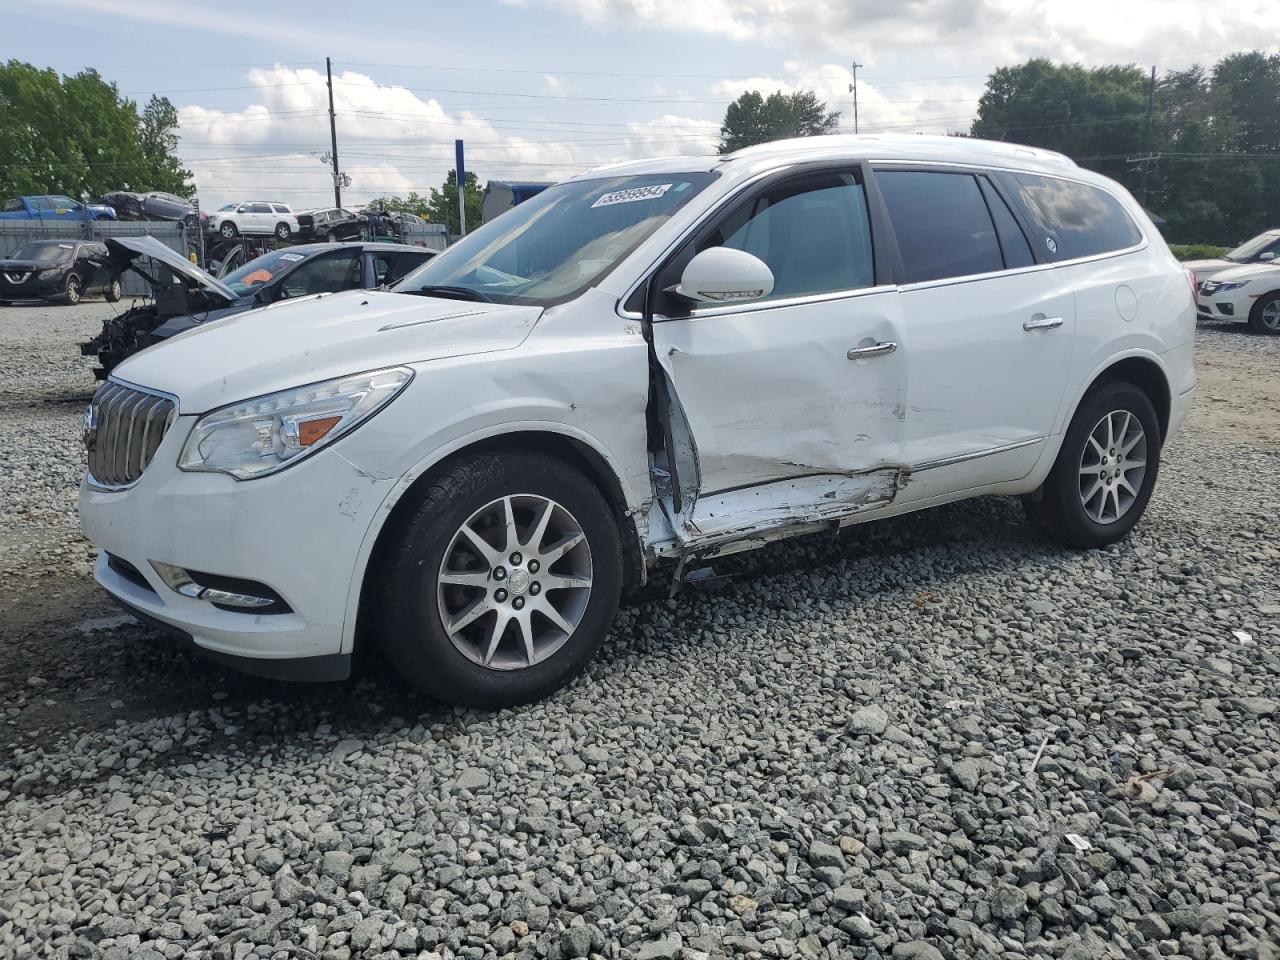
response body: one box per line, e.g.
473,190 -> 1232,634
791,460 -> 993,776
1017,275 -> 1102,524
1262,299 -> 1280,332
1078,409 -> 1147,524
437,494 -> 593,671
65,277 -> 80,304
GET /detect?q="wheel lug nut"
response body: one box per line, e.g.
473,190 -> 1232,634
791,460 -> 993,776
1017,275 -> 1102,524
513,596 -> 525,610
494,567 -> 506,580
510,552 -> 522,566
528,559 -> 539,573
494,588 -> 508,602
530,582 -> 541,596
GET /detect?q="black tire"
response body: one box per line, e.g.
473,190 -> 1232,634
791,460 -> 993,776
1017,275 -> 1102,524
1024,380 -> 1162,549
376,450 -> 623,707
1248,291 -> 1280,335
219,221 -> 238,239
64,273 -> 82,305
104,277 -> 122,303
274,222 -> 291,241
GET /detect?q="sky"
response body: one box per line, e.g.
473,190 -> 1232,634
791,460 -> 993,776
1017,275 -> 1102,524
10,0 -> 1280,210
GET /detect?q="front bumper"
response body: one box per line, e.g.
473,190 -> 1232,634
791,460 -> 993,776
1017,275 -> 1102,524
1196,294 -> 1241,320
1,273 -> 65,299
79,416 -> 396,675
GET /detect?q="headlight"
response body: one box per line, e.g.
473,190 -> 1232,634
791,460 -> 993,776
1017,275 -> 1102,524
1215,281 -> 1247,292
178,367 -> 413,479
38,267 -> 66,278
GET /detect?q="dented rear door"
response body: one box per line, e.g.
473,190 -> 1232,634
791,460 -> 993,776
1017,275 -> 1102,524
649,167 -> 907,539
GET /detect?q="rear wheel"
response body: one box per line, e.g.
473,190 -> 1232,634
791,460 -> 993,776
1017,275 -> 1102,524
325,230 -> 337,243
376,450 -> 622,707
219,221 -> 238,240
104,277 -> 122,302
274,222 -> 291,241
1024,380 -> 1161,548
1248,292 -> 1280,334
63,273 -> 82,305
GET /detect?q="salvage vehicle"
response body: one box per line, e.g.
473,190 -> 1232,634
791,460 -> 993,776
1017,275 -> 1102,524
79,135 -> 1196,707
1196,263 -> 1280,333
80,238 -> 434,377
296,208 -> 364,242
1,195 -> 117,221
101,191 -> 196,222
1183,229 -> 1280,281
0,240 -> 121,305
207,201 -> 298,240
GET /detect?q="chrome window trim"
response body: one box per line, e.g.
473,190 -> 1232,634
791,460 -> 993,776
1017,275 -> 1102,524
657,282 -> 897,321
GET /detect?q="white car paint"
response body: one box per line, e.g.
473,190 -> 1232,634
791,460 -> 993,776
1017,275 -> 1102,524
1196,262 -> 1280,332
207,201 -> 300,238
1183,229 -> 1280,281
79,134 -> 1196,674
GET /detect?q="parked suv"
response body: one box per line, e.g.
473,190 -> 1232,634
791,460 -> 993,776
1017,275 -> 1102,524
79,135 -> 1196,706
207,201 -> 298,240
0,240 -> 122,304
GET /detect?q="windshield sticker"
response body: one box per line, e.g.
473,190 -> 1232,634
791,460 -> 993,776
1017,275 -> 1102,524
591,184 -> 673,208
279,253 -> 304,262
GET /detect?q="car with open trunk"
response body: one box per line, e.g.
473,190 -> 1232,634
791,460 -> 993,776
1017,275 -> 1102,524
78,135 -> 1196,707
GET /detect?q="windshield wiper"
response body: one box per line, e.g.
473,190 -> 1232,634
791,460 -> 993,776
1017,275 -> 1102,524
410,284 -> 493,303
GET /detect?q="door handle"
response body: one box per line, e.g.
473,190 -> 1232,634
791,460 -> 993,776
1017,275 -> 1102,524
1023,316 -> 1064,331
847,341 -> 898,359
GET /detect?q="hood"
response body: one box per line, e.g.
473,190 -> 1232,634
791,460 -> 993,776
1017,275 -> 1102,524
113,289 -> 543,413
0,259 -> 60,271
1182,258 -> 1242,277
105,235 -> 238,304
1203,263 -> 1280,284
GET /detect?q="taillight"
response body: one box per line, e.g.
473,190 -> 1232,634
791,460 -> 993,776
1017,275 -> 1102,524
1186,269 -> 1198,297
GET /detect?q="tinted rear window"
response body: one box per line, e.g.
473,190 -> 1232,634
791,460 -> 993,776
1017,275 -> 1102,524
1013,175 -> 1143,260
876,171 -> 1004,283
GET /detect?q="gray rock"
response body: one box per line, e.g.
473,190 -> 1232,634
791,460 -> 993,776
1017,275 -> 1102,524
808,841 -> 845,868
631,935 -> 682,960
990,884 -> 1028,921
892,941 -> 944,960
849,704 -> 889,735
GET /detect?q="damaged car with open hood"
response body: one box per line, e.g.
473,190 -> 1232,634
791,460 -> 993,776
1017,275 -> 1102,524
78,135 -> 1196,707
80,237 -> 434,378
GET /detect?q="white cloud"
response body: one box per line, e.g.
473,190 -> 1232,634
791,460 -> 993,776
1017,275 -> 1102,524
177,67 -> 723,209
515,0 -> 1280,66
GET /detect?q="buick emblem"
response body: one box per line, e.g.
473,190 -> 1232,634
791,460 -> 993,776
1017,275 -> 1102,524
82,404 -> 99,452
1045,236 -> 1058,254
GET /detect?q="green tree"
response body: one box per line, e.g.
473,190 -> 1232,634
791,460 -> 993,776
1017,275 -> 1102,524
0,60 -> 192,202
426,170 -> 483,235
718,90 -> 841,154
364,192 -> 432,217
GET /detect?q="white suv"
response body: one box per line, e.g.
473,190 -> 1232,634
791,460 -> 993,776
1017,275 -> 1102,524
79,135 -> 1196,706
208,201 -> 298,241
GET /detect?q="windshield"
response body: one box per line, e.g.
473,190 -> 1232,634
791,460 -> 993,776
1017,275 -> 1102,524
216,203 -> 237,212
395,171 -> 716,305
9,242 -> 72,262
222,249 -> 309,296
1226,232 -> 1280,262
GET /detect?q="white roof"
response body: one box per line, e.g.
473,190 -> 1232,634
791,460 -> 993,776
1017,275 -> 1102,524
568,134 -> 1081,183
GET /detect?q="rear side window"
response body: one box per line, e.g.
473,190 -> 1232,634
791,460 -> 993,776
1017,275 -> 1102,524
702,172 -> 875,300
1013,174 -> 1142,260
876,171 -> 1003,283
978,178 -> 1034,269
272,204 -> 290,214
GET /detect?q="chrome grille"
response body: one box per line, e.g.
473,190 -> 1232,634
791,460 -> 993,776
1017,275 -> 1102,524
85,381 -> 177,488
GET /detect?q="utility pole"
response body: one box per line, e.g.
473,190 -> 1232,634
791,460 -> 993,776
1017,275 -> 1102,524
848,62 -> 863,134
1140,64 -> 1156,208
326,57 -> 341,208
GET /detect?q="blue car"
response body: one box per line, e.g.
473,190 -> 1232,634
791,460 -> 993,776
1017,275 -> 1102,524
0,195 -> 118,221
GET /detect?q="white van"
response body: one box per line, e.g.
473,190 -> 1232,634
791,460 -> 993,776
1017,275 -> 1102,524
79,135 -> 1196,706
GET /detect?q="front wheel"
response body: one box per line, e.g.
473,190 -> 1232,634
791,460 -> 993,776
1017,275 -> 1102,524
1024,380 -> 1162,549
325,230 -> 337,243
104,277 -> 122,302
376,451 -> 623,707
219,221 -> 238,239
274,222 -> 291,241
1248,292 -> 1280,334
64,273 -> 82,305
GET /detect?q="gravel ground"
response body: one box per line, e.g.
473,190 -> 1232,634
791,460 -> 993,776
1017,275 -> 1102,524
1,302 -> 1278,960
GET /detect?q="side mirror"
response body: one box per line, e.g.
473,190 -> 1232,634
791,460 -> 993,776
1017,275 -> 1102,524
673,247 -> 774,304
1259,251 -> 1276,262
237,205 -> 249,213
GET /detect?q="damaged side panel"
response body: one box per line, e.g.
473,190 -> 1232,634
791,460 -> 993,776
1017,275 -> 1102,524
645,289 -> 910,559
